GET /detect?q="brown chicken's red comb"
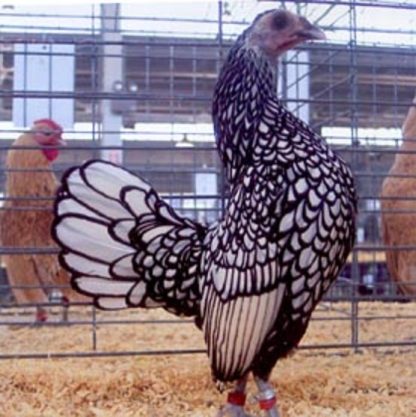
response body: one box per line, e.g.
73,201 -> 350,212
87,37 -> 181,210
34,118 -> 63,132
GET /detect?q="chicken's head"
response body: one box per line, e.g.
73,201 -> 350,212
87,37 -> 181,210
31,119 -> 65,162
247,9 -> 325,59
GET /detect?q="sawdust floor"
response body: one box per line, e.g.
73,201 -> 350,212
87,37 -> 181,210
0,302 -> 415,417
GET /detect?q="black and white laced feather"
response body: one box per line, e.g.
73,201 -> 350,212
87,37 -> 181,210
53,160 -> 205,317
202,18 -> 357,382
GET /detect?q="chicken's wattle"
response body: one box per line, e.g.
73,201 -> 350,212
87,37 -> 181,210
42,147 -> 59,162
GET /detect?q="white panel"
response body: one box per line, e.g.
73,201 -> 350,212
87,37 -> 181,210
13,43 -> 74,128
279,50 -> 310,124
51,44 -> 75,127
195,172 -> 218,223
195,172 -> 217,197
100,31 -> 123,164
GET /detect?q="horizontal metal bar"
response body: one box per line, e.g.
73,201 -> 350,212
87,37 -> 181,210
366,195 -> 416,201
2,314 -> 415,328
0,340 -> 414,361
0,90 -> 212,101
312,314 -> 416,321
0,318 -> 194,327
0,349 -> 206,361
0,37 -> 230,48
1,243 -> 416,257
4,48 -> 416,74
0,207 -> 52,212
2,244 -> 415,256
0,247 -> 60,255
362,209 -> 416,215
0,34 -> 415,60
0,284 -> 80,291
1,292 -> 414,305
324,294 -> 416,302
299,340 -> 416,350
0,12 -> 247,26
0,144 -> 217,151
323,24 -> 416,37
341,147 -> 416,155
1,89 -> 416,108
0,141 -> 407,153
354,244 -> 416,251
3,205 -> 416,216
0,194 -> 222,203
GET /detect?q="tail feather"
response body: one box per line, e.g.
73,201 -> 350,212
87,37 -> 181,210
97,297 -> 130,310
63,166 -> 133,220
121,187 -> 158,218
52,159 -> 206,317
111,219 -> 137,245
56,214 -> 132,262
61,252 -> 111,277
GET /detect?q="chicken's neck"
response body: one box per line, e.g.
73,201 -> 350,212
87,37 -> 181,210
6,134 -> 57,200
212,38 -> 277,184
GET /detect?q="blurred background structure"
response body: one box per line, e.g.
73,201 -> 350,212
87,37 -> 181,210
0,0 -> 415,357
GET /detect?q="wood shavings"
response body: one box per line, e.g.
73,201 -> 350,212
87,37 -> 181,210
0,302 -> 415,416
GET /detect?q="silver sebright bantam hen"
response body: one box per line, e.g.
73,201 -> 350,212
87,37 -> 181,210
52,9 -> 357,417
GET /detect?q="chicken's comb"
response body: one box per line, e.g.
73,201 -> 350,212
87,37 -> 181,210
33,118 -> 63,132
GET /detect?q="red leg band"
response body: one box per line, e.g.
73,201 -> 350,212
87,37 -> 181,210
259,396 -> 277,410
227,391 -> 246,406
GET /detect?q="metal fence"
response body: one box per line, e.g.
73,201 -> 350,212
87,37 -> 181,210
0,1 -> 415,360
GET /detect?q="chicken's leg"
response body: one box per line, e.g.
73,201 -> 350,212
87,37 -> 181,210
254,377 -> 280,417
35,305 -> 48,323
216,376 -> 252,417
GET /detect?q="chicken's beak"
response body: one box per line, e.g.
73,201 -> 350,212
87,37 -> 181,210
55,134 -> 66,146
295,18 -> 326,41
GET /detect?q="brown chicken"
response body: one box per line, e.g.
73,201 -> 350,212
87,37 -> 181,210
0,119 -> 84,321
381,97 -> 416,296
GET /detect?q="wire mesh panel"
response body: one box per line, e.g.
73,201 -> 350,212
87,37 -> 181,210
0,0 -> 415,361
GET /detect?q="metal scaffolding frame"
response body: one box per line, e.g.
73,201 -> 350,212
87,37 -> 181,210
0,1 -> 415,360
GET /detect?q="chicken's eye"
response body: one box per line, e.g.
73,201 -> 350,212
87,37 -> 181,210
272,11 -> 289,30
43,132 -> 52,137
